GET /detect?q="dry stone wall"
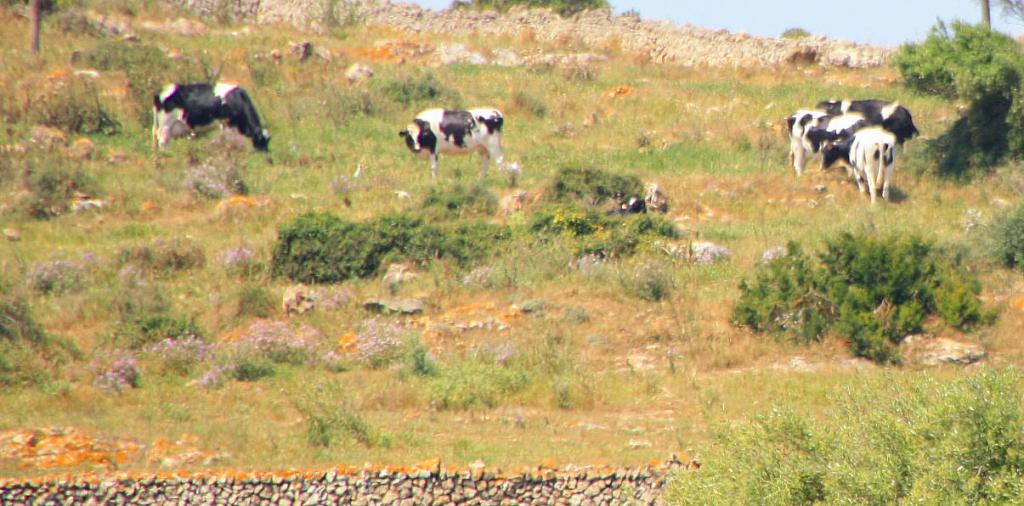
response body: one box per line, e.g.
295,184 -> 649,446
166,0 -> 892,68
0,463 -> 679,505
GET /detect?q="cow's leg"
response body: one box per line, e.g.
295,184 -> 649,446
881,159 -> 894,201
479,153 -> 490,180
790,140 -> 803,176
430,152 -> 439,180
152,106 -> 159,152
864,154 -> 879,205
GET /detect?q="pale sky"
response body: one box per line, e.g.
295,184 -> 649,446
409,0 -> 1024,46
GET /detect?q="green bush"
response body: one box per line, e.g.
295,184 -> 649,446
271,212 -> 509,283
546,166 -> 644,205
0,286 -> 75,387
235,285 -> 275,319
529,204 -> 678,258
453,0 -> 609,17
619,260 -> 675,302
24,78 -> 119,134
894,21 -> 1024,177
294,380 -> 390,448
989,201 -> 1024,269
780,27 -> 810,39
230,354 -> 275,382
419,183 -> 498,220
668,369 -> 1024,505
113,314 -> 204,350
428,361 -> 530,410
21,152 -> 100,219
118,237 -> 207,276
378,73 -> 457,107
733,234 -> 989,363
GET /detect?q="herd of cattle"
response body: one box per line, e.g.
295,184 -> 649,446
151,81 -> 921,204
788,99 -> 919,203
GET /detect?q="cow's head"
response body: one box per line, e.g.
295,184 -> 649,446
248,128 -> 271,152
399,119 -> 435,157
821,137 -> 853,171
815,100 -> 843,115
806,127 -> 841,153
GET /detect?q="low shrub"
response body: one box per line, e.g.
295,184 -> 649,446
546,166 -> 644,205
619,260 -> 675,302
0,287 -> 75,387
118,237 -> 207,276
113,314 -> 204,350
22,77 -> 119,135
453,0 -> 609,17
93,352 -> 141,393
219,246 -> 265,278
402,335 -> 438,377
143,336 -> 213,376
354,318 -> 408,369
530,204 -> 679,258
21,152 -> 100,219
294,380 -> 390,448
271,212 -> 508,283
988,201 -> 1024,269
234,285 -> 275,319
509,90 -> 547,117
780,27 -> 810,39
28,259 -> 86,294
419,183 -> 498,220
668,369 -> 1024,505
185,156 -> 248,199
323,88 -> 378,124
378,73 -> 457,107
428,360 -> 530,410
733,234 -> 990,363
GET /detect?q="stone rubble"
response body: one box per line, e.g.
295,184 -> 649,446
166,0 -> 892,69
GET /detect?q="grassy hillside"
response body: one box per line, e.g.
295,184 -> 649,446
0,2 -> 1022,479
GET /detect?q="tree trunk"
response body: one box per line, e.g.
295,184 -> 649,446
982,0 -> 992,29
30,0 -> 41,53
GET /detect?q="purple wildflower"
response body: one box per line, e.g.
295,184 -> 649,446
196,364 -> 234,390
28,260 -> 84,294
355,318 -> 406,368
144,336 -> 213,373
94,353 -> 141,393
236,320 -> 320,365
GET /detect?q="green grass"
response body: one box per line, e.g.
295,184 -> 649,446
0,1 -> 1021,481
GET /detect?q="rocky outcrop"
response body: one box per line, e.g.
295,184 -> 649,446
165,0 -> 892,68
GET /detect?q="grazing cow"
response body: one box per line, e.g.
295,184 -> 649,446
816,99 -> 919,144
787,109 -> 828,176
399,108 -> 504,179
153,82 -> 270,151
606,196 -> 647,216
822,126 -> 898,204
788,110 -> 867,175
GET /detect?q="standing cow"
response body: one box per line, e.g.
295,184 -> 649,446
153,82 -> 271,151
399,108 -> 504,179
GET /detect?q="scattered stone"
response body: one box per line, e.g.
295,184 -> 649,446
363,298 -> 425,315
72,199 -> 105,213
283,284 -> 318,315
760,246 -> 788,264
690,241 -> 732,265
382,263 -> 418,292
644,182 -> 669,213
491,48 -> 523,66
785,45 -> 818,65
498,190 -> 528,216
139,17 -> 208,37
627,440 -> 653,449
963,208 -> 982,233
3,228 -> 20,241
344,63 -> 375,84
901,335 -> 986,366
813,184 -> 827,193
438,43 -> 488,65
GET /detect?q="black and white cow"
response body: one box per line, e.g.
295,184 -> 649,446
153,83 -> 270,151
788,110 -> 867,175
816,99 -> 919,144
399,108 -> 504,179
822,126 -> 898,204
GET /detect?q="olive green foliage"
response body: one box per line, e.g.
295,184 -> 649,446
453,0 -> 609,17
271,212 -> 510,283
117,237 -> 207,276
780,27 -> 810,39
733,234 -> 988,363
23,78 -> 119,135
295,381 -> 390,448
419,183 -> 498,220
989,201 -> 1024,270
20,151 -> 100,219
234,285 -> 275,319
428,360 -> 531,410
0,284 -> 76,387
109,278 -> 204,349
668,369 -> 1024,505
530,204 -> 679,258
895,21 -> 1024,177
546,166 -> 645,205
378,73 -> 457,107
